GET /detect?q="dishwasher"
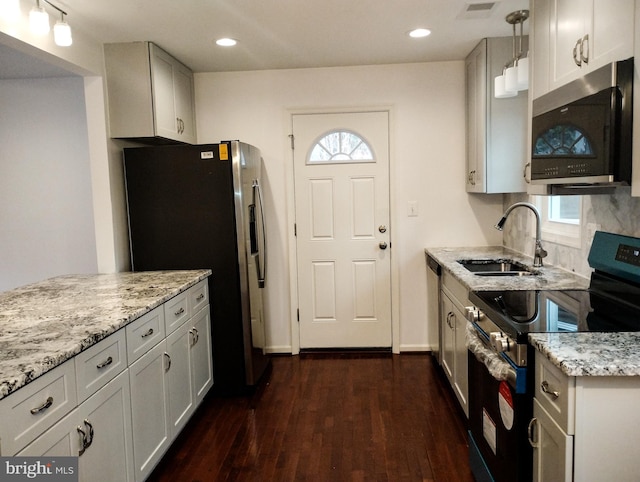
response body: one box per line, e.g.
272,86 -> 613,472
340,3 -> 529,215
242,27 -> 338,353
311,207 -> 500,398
426,253 -> 441,364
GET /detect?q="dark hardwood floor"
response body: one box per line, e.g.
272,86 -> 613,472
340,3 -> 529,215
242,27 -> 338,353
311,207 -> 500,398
149,353 -> 474,482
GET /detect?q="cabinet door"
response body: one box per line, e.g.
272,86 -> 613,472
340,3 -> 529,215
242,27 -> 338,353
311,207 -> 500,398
166,321 -> 195,438
150,44 -> 180,142
531,0 -> 552,99
173,62 -> 197,144
19,371 -> 134,482
452,304 -> 468,416
589,0 -> 634,69
191,306 -> 213,405
129,341 -> 171,481
440,293 -> 455,384
532,398 -> 573,482
465,40 -> 486,193
550,0 -> 590,88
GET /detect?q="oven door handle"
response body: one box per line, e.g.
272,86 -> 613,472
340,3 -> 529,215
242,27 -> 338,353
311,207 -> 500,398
466,322 -> 519,389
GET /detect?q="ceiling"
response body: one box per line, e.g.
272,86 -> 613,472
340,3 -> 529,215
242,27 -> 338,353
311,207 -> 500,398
1,0 -> 529,77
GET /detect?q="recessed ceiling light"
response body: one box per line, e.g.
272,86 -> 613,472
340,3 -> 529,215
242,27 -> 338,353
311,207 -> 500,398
409,28 -> 431,38
216,38 -> 237,47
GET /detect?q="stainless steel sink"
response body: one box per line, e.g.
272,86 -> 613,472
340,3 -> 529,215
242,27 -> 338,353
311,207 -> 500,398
457,259 -> 537,276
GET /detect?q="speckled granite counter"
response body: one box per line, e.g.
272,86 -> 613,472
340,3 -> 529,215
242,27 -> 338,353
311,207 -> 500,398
0,270 -> 211,400
529,332 -> 640,377
425,245 -> 590,291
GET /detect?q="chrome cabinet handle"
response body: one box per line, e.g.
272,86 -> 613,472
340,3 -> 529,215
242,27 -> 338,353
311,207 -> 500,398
523,162 -> 531,184
30,396 -> 53,415
540,380 -> 560,400
573,40 -> 581,67
196,293 -> 205,302
141,328 -> 154,338
77,419 -> 94,456
164,352 -> 171,371
174,307 -> 185,317
189,328 -> 199,346
581,34 -> 589,64
96,356 -> 113,369
527,417 -> 539,448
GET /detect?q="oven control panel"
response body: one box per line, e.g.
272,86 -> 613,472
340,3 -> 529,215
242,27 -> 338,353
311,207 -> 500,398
616,243 -> 640,267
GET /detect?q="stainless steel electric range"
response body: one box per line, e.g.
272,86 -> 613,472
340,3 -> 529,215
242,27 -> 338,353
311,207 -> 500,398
466,231 -> 640,482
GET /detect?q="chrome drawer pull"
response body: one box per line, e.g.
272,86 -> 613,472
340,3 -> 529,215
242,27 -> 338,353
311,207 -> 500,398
196,293 -> 205,302
96,356 -> 113,369
174,307 -> 185,316
164,352 -> 171,371
541,380 -> 559,400
141,328 -> 154,338
30,396 -> 53,414
527,417 -> 539,448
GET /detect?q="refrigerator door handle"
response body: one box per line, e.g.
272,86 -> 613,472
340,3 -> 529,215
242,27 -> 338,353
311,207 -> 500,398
253,180 -> 267,288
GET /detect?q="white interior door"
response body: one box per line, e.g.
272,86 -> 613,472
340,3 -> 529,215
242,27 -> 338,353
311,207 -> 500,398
293,111 -> 391,348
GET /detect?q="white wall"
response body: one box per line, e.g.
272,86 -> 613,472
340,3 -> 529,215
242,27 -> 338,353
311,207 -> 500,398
0,76 -> 98,290
195,62 -> 503,353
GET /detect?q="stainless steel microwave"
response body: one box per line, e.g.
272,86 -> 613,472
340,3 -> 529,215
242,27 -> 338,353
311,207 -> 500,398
531,58 -> 633,191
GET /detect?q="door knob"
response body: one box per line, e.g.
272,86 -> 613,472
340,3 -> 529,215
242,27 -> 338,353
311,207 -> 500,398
379,242 -> 388,250
378,225 -> 387,233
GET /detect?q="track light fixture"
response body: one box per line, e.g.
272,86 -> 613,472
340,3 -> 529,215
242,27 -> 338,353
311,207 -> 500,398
22,0 -> 72,46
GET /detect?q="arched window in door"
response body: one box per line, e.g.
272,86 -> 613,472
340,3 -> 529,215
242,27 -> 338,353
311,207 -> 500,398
307,130 -> 375,164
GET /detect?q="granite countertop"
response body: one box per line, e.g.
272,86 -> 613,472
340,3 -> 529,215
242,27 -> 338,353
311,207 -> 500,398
425,245 -> 590,291
0,270 -> 211,400
529,332 -> 640,377
426,246 -> 640,377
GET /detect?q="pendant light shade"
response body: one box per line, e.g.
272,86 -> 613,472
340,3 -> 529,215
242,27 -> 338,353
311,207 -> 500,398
29,4 -> 50,35
494,73 -> 516,98
54,18 -> 72,46
517,56 -> 529,90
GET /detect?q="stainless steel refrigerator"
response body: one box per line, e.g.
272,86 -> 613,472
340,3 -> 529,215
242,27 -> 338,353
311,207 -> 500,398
123,141 -> 269,393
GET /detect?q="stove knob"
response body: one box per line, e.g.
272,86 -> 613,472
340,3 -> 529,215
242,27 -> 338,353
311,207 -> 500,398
490,332 -> 511,352
465,306 -> 484,322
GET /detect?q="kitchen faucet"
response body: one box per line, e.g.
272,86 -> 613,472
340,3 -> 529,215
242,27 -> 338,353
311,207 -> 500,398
494,202 -> 548,267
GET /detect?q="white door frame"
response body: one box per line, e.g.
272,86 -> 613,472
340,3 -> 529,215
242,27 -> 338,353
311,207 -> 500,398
284,105 -> 400,355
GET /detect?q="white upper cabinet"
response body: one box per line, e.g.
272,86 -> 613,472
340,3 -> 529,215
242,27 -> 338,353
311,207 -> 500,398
465,37 -> 528,194
532,0 -> 635,99
104,42 -> 197,145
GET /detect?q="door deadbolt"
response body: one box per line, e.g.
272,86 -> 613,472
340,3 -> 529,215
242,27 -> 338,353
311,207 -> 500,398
379,242 -> 388,250
379,225 -> 387,233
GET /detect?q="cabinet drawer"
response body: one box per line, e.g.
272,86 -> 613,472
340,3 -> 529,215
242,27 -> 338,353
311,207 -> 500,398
126,306 -> 165,364
442,270 -> 469,308
0,360 -> 77,455
75,329 -> 127,403
164,291 -> 189,335
189,280 -> 209,316
535,353 -> 575,434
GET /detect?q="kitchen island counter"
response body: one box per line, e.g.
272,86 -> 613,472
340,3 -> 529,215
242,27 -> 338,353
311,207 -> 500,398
425,245 -> 589,291
0,270 -> 211,400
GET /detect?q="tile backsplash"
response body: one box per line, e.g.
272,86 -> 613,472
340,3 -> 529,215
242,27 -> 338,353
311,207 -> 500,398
502,188 -> 640,278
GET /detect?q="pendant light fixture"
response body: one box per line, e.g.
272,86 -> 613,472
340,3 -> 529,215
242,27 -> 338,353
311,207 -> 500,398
53,9 -> 71,46
494,9 -> 529,99
29,0 -> 50,35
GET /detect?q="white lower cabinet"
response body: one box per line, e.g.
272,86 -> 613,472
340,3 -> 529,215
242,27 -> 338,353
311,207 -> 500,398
166,321 -> 195,438
0,279 -> 213,482
439,272 -> 469,417
129,340 -> 172,481
18,370 -> 134,482
530,351 -> 640,481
